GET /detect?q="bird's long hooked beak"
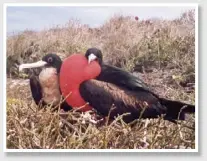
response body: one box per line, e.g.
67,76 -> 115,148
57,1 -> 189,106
88,53 -> 97,64
19,60 -> 47,72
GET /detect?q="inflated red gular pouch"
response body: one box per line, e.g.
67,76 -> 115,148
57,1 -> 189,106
59,54 -> 101,111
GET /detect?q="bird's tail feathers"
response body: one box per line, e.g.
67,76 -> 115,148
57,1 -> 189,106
159,98 -> 195,121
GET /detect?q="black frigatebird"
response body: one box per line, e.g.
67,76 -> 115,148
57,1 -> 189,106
85,48 -> 154,94
59,53 -> 195,124
19,53 -> 72,111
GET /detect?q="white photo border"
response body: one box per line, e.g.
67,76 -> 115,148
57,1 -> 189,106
3,2 -> 199,153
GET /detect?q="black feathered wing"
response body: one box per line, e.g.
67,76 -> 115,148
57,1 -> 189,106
96,64 -> 158,97
29,75 -> 46,106
79,79 -> 167,123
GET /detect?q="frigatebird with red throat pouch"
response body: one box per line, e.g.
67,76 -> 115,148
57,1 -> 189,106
59,50 -> 195,123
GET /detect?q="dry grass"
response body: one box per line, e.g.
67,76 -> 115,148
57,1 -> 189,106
6,10 -> 195,149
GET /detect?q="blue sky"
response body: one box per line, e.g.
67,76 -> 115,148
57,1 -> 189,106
6,6 -> 195,34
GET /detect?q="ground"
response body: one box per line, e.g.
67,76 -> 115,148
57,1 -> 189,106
6,10 -> 195,149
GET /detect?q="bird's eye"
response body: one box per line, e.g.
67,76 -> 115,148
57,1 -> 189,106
48,57 -> 53,63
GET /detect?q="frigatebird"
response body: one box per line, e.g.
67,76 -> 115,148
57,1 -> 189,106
59,52 -> 195,123
85,48 -> 154,94
19,53 -> 72,111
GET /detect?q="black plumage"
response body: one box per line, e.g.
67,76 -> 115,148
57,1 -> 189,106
85,48 -> 156,95
82,48 -> 195,123
19,54 -> 72,111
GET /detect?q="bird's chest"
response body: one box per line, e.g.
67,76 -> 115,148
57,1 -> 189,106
39,68 -> 61,105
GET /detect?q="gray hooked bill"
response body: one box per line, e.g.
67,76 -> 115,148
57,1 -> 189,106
19,61 -> 47,72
